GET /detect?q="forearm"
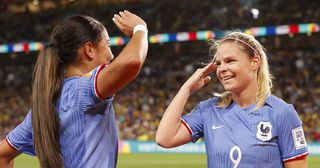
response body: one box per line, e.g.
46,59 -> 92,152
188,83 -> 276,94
284,157 -> 307,168
156,63 -> 215,147
117,29 -> 148,70
0,139 -> 20,168
129,30 -> 148,63
156,87 -> 190,144
112,10 -> 148,65
0,159 -> 14,168
97,29 -> 148,97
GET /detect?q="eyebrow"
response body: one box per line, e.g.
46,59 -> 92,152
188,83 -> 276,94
214,55 -> 237,62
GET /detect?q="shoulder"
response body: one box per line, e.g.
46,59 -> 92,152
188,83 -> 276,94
194,97 -> 220,114
265,95 -> 295,113
265,95 -> 300,121
63,65 -> 106,91
198,97 -> 219,107
82,64 -> 106,77
265,95 -> 291,109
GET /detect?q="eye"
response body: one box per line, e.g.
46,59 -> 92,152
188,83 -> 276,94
106,40 -> 111,47
215,61 -> 221,66
226,59 -> 235,63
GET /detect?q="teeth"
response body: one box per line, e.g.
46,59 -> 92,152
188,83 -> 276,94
222,76 -> 232,81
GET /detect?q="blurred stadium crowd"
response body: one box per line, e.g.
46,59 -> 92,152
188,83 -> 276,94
0,0 -> 319,142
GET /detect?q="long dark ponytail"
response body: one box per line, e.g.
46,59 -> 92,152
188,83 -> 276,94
31,15 -> 105,168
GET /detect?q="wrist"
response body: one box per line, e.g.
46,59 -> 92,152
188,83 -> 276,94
180,85 -> 192,96
133,24 -> 148,34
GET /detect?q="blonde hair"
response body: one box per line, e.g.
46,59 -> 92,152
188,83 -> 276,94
209,32 -> 273,110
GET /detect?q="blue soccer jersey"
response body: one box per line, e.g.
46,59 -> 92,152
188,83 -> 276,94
181,95 -> 308,168
6,64 -> 118,168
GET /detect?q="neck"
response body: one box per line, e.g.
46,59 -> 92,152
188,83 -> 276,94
231,81 -> 258,108
65,63 -> 91,78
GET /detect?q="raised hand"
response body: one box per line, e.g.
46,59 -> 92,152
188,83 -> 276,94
182,62 -> 216,93
112,10 -> 147,37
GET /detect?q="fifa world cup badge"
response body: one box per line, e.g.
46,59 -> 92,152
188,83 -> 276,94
256,121 -> 272,141
292,126 -> 307,149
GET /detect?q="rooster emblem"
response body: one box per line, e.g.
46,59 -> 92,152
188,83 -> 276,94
256,122 -> 272,141
260,124 -> 270,136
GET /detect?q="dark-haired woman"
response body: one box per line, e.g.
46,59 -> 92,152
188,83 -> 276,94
0,10 -> 148,168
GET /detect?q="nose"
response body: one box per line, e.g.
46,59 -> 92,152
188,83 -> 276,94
109,50 -> 115,60
217,62 -> 227,73
216,62 -> 229,80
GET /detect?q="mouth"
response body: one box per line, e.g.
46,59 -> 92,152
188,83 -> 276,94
220,75 -> 235,82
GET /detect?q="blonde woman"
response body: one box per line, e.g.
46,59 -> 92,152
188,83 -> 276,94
156,32 -> 308,168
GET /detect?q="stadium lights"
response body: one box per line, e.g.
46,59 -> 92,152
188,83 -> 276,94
0,23 -> 319,54
251,8 -> 259,19
307,32 -> 312,36
289,32 -> 294,38
32,0 -> 39,6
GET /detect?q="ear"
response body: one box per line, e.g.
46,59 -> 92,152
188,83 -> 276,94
83,41 -> 95,60
251,55 -> 261,71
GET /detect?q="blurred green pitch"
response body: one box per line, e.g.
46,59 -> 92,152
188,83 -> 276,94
15,153 -> 320,168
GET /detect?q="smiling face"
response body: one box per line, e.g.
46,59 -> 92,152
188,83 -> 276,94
214,41 -> 258,94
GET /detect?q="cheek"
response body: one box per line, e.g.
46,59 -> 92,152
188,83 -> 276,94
107,51 -> 114,60
106,48 -> 112,56
215,70 -> 221,80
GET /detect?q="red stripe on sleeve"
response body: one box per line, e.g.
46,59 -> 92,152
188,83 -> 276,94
94,64 -> 106,100
283,153 -> 309,163
181,119 -> 192,135
5,138 -> 18,151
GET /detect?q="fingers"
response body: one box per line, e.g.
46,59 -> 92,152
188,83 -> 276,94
113,14 -> 124,28
113,14 -> 125,24
203,76 -> 211,84
112,10 -> 141,37
123,10 -> 133,17
113,10 -> 133,25
202,62 -> 216,77
119,11 -> 128,19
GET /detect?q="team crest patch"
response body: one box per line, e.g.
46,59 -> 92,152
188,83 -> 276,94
292,126 -> 307,149
256,121 -> 272,141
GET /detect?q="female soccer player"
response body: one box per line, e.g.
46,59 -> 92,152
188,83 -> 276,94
156,32 -> 308,168
0,10 -> 148,168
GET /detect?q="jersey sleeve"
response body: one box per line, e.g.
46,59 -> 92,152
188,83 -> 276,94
80,64 -> 114,104
89,64 -> 112,102
181,104 -> 204,142
277,105 -> 309,162
6,111 -> 35,156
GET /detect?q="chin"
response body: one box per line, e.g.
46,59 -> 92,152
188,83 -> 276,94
103,60 -> 109,65
223,85 -> 231,90
223,86 -> 236,93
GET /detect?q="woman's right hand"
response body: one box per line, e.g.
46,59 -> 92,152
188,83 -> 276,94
112,10 -> 147,37
181,62 -> 216,94
156,62 -> 216,148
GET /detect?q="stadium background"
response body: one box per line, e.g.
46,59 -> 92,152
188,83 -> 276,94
0,0 -> 319,167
